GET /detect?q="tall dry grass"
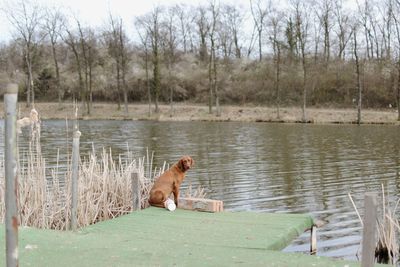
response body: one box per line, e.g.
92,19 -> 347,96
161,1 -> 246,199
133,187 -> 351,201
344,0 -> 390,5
0,145 -> 161,230
0,113 -> 165,230
349,185 -> 400,265
1,109 -> 205,230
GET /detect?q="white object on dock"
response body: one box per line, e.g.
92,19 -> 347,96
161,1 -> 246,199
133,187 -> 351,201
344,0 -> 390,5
164,199 -> 176,211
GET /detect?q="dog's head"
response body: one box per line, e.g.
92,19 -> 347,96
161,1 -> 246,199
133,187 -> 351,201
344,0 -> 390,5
178,156 -> 194,172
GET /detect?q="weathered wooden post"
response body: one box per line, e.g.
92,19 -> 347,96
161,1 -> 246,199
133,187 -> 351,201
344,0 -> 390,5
4,83 -> 19,267
132,172 -> 141,211
361,193 -> 377,267
70,119 -> 81,231
310,225 -> 317,255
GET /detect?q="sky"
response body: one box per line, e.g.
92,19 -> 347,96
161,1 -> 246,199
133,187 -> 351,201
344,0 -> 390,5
0,0 -> 244,43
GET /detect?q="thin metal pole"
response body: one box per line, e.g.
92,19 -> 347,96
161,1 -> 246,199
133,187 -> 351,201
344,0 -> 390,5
361,193 -> 377,267
4,83 -> 19,267
71,129 -> 81,231
132,172 -> 141,211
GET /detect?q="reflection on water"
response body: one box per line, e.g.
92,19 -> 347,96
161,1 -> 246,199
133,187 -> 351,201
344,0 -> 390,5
1,120 -> 399,260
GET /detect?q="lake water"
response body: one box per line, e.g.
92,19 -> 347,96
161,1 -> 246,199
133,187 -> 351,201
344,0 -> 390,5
1,119 -> 400,261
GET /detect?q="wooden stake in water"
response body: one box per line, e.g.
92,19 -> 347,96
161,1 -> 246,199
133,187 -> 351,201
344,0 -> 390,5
361,193 -> 377,267
132,172 -> 141,211
310,225 -> 317,255
71,105 -> 81,231
4,83 -> 19,267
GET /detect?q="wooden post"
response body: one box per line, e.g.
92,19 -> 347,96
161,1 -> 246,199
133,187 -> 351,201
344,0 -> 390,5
132,172 -> 141,211
361,193 -> 377,267
4,83 -> 19,267
70,129 -> 81,231
310,225 -> 317,255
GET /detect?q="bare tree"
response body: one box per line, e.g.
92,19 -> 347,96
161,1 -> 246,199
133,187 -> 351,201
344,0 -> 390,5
292,0 -> 310,122
269,9 -> 283,119
334,0 -> 352,60
250,0 -> 269,61
378,0 -> 393,60
105,13 -> 130,117
220,4 -> 244,59
161,7 -> 179,115
357,0 -> 373,59
285,17 -> 298,63
174,4 -> 192,53
208,0 -> 220,116
392,0 -> 400,120
367,5 -> 380,59
43,6 -> 65,104
77,22 -> 98,115
62,16 -> 97,115
3,0 -> 43,107
315,0 -> 334,64
137,29 -> 152,117
218,12 -> 232,60
63,26 -> 84,103
353,26 -> 362,124
196,6 -> 210,62
137,7 -> 163,113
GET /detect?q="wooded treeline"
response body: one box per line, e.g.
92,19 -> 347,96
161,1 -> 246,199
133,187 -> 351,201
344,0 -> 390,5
1,0 -> 400,120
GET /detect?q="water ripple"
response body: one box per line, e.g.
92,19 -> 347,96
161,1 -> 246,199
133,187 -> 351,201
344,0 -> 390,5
0,120 -> 399,261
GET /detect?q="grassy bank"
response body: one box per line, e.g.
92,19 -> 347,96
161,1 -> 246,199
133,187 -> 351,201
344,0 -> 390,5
0,102 -> 399,124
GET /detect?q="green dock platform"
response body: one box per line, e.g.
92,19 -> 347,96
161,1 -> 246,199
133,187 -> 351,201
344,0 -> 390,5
1,207 -> 360,266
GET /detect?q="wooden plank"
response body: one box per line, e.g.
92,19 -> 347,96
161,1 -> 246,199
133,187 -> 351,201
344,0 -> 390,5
131,172 -> 141,211
361,193 -> 377,267
178,197 -> 224,212
4,83 -> 19,267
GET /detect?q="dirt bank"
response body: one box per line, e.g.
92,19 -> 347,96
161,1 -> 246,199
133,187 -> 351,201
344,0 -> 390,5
1,102 -> 399,125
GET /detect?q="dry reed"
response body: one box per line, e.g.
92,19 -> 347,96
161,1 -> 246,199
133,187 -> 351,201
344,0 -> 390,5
0,109 -> 206,230
349,185 -> 400,265
0,112 -> 165,230
0,145 -> 160,230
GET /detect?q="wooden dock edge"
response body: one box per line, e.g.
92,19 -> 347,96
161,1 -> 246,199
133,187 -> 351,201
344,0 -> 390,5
178,197 -> 224,212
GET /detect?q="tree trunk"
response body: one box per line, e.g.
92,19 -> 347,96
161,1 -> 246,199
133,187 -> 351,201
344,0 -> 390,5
88,56 -> 93,115
208,52 -> 213,114
152,18 -> 160,114
116,63 -> 121,110
25,50 -> 33,108
168,61 -> 174,116
301,57 -> 307,123
275,42 -> 281,120
51,42 -> 61,104
122,72 -> 128,118
213,45 -> 220,117
397,60 -> 400,121
145,49 -> 151,117
169,85 -> 174,115
153,53 -> 160,114
354,30 -> 362,125
258,29 -> 262,62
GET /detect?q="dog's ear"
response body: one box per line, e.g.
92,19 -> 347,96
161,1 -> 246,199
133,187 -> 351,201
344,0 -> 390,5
190,157 -> 194,167
178,158 -> 185,171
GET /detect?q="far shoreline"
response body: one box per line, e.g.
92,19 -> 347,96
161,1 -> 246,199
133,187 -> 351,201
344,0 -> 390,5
1,102 -> 399,126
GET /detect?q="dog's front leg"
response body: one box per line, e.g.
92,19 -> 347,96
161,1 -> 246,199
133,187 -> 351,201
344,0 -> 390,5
173,186 -> 179,207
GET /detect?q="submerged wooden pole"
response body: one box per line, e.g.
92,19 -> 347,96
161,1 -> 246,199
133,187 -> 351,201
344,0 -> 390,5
361,193 -> 377,267
4,83 -> 19,267
71,128 -> 81,231
132,172 -> 141,211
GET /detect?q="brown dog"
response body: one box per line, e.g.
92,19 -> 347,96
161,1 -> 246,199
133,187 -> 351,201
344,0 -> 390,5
148,156 -> 194,208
